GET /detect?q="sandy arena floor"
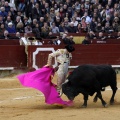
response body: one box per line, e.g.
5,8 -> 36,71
0,73 -> 120,120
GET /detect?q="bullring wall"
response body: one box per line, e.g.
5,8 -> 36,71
0,45 -> 120,70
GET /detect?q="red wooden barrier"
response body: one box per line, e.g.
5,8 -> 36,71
91,39 -> 120,44
0,46 -> 27,67
0,40 -> 20,45
0,45 -> 120,70
28,45 -> 120,70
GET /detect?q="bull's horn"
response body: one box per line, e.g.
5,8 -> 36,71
59,91 -> 63,97
62,79 -> 69,85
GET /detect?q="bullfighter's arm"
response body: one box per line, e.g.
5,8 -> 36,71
46,49 -> 62,66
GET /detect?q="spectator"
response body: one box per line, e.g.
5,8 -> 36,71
67,22 -> 77,33
67,7 -> 73,19
18,0 -> 25,12
32,23 -> 41,39
49,7 -> 56,22
0,15 -> 4,24
104,22 -> 113,33
31,3 -> 40,20
11,32 -> 21,39
64,17 -> 69,27
41,22 -> 51,38
87,30 -> 97,39
15,32 -> 21,39
49,36 -> 61,45
75,1 -> 80,11
96,22 -> 103,32
59,7 -> 64,18
0,0 -> 5,7
9,7 -> 17,21
90,17 -> 97,32
45,2 -> 50,13
14,16 -> 22,28
68,36 -> 75,45
85,22 -> 91,32
116,32 -> 120,39
16,10 -> 24,22
107,31 -> 115,39
35,38 -> 43,45
0,23 -> 5,33
71,17 -> 78,26
24,22 -> 32,33
76,23 -> 82,33
62,33 -> 70,44
72,11 -> 81,22
7,22 -> 16,33
5,16 -> 13,28
54,3 -> 59,14
38,17 -> 44,28
85,0 -> 90,9
29,37 -> 43,45
16,22 -> 24,33
0,30 -> 11,39
82,36 -> 91,45
23,16 -> 29,27
20,33 -> 31,45
4,1 -> 10,13
59,22 -> 68,33
40,5 -> 47,17
81,12 -> 91,23
112,21 -> 118,32
54,12 -> 62,27
81,17 -> 87,31
0,7 -> 8,19
51,22 -> 59,33
97,32 -> 106,40
25,0 -> 35,19
31,18 -> 38,29
102,15 -> 112,27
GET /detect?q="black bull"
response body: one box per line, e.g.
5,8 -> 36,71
62,64 -> 118,107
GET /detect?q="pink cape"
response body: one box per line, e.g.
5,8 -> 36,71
17,66 -> 73,106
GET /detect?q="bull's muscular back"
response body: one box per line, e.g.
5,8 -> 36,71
67,64 -> 116,88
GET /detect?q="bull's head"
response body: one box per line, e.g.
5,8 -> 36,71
62,79 -> 79,100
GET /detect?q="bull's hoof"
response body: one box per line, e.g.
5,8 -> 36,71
103,103 -> 108,108
110,100 -> 114,105
93,98 -> 98,103
81,105 -> 87,108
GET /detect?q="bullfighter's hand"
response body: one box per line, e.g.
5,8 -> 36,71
54,66 -> 59,72
44,64 -> 53,68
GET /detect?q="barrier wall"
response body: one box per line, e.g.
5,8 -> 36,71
0,46 -> 27,68
0,45 -> 120,70
28,45 -> 120,70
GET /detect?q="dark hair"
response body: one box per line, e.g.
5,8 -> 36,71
65,45 -> 75,52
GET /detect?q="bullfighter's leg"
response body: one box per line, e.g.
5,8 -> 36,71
110,86 -> 118,105
57,63 -> 68,96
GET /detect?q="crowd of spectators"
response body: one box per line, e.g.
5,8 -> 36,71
0,0 -> 120,41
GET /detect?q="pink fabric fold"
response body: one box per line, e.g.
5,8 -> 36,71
17,66 -> 73,106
